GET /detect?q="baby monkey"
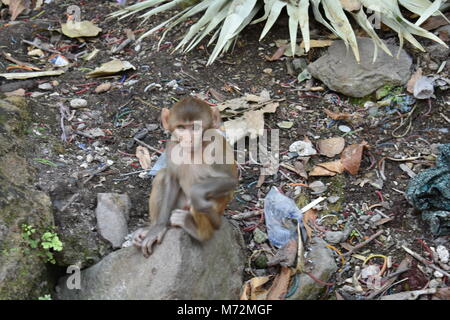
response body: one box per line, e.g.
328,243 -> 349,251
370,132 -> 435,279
133,97 -> 238,257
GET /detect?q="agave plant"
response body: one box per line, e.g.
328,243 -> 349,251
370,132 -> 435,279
109,0 -> 449,65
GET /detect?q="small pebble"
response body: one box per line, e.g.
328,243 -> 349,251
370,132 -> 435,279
70,98 -> 88,109
338,125 -> 351,133
38,83 -> 53,90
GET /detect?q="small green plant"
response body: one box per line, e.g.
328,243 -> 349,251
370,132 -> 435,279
21,224 -> 63,264
38,294 -> 52,300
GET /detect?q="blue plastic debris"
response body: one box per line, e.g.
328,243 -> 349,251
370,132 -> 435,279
383,94 -> 415,114
264,187 -> 307,248
148,152 -> 167,176
406,144 -> 450,236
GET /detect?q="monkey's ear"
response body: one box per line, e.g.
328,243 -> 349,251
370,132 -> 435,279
161,108 -> 171,130
210,107 -> 222,128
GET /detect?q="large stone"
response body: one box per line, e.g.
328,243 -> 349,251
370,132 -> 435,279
56,219 -> 245,299
0,97 -> 54,299
308,38 -> 413,97
288,237 -> 338,300
95,193 -> 130,248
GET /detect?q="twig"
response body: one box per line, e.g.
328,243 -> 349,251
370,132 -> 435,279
1,51 -> 40,70
60,193 -> 80,212
83,164 -> 111,184
133,138 -> 163,155
343,230 -> 383,257
365,258 -> 410,300
230,211 -> 261,220
402,246 -> 450,278
22,39 -> 61,54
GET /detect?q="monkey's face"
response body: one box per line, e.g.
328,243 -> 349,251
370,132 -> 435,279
172,120 -> 204,152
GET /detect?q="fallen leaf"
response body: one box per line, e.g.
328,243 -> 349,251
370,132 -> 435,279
340,142 -> 368,175
87,59 -> 135,78
8,0 -> 28,21
266,44 -> 287,61
267,266 -> 292,300
318,137 -> 346,157
309,165 -> 338,177
310,160 -> 345,176
433,287 -> 450,300
135,146 -> 152,170
208,88 -> 225,102
268,240 -> 297,267
0,70 -> 65,80
61,20 -> 102,38
318,160 -> 345,173
300,39 -> 334,48
302,209 -> 317,240
240,276 -> 271,300
324,108 -> 352,121
421,12 -> 450,31
407,68 -> 423,94
4,88 -> 25,97
293,161 -> 308,179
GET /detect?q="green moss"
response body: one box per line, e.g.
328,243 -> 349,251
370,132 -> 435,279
320,174 -> 347,217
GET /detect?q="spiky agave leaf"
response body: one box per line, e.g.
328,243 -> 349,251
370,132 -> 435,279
111,0 -> 448,65
207,0 -> 258,65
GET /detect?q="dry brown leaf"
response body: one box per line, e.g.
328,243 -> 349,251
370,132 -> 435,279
309,165 -> 337,177
87,60 -> 135,78
208,88 -> 225,102
324,108 -> 352,121
135,146 -> 152,170
9,0 -> 29,21
407,68 -> 423,94
300,39 -> 334,48
318,160 -> 345,173
318,137 -> 346,157
421,12 -> 450,31
302,209 -> 317,240
310,160 -> 344,176
240,276 -> 271,300
4,88 -> 25,97
294,161 -> 308,179
340,141 -> 368,175
433,287 -> 450,300
266,44 -> 287,61
267,266 -> 292,300
61,20 -> 102,38
268,240 -> 297,267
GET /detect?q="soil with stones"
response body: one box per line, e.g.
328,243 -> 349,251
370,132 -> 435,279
1,0 -> 448,299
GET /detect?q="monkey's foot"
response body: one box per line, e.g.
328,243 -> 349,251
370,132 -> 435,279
170,209 -> 204,241
134,225 -> 168,258
170,209 -> 191,227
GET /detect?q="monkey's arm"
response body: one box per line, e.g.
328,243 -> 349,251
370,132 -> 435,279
134,172 -> 180,258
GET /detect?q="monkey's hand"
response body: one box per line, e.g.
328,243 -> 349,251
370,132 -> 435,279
132,225 -> 168,258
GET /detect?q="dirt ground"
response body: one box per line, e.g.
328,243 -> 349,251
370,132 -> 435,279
1,0 -> 449,299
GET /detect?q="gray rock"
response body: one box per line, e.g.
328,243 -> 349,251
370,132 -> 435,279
70,98 -> 88,109
308,38 -> 412,97
0,97 -> 54,299
427,44 -> 450,61
288,237 -> 338,300
96,193 -> 131,249
56,219 -> 245,299
325,231 -> 346,244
